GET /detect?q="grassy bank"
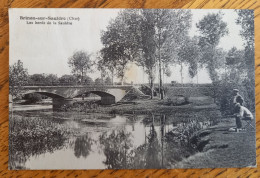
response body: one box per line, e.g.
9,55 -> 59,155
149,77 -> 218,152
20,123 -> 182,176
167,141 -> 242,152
64,96 -> 218,115
172,116 -> 256,168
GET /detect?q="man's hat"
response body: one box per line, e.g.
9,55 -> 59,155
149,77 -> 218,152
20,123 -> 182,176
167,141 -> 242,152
233,89 -> 239,92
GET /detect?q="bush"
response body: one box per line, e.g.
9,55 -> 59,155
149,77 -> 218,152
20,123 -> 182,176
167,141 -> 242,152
23,93 -> 42,103
214,78 -> 255,115
166,95 -> 189,106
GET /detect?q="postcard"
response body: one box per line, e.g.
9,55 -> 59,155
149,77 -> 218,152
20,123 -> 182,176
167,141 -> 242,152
9,8 -> 256,169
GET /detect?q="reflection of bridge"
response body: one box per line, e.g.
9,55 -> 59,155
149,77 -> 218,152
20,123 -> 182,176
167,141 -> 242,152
19,85 -> 134,110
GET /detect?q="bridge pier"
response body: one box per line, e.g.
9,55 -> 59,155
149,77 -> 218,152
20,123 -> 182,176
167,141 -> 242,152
53,98 -> 73,111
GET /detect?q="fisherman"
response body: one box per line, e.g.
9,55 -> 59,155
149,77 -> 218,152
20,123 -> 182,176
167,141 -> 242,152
232,103 -> 253,132
229,89 -> 244,132
232,89 -> 244,106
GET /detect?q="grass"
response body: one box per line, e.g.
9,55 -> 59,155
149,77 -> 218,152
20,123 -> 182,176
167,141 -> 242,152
172,117 -> 256,168
64,96 -> 219,115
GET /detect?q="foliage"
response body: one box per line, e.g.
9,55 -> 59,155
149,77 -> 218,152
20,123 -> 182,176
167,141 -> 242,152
178,37 -> 201,79
104,76 -> 113,85
100,9 -> 192,97
29,73 -> 59,86
196,12 -> 228,47
235,10 -> 255,112
100,9 -> 141,84
236,10 -> 254,51
196,12 -> 228,102
45,74 -> 59,85
140,9 -> 192,99
9,60 -> 29,98
29,74 -> 46,84
207,10 -> 255,113
9,116 -> 72,169
74,135 -> 93,158
95,78 -> 103,85
59,74 -> 77,85
99,130 -> 133,169
68,51 -> 92,84
23,93 -> 43,104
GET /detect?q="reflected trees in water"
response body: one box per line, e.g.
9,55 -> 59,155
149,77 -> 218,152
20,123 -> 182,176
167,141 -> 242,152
99,130 -> 133,169
145,124 -> 161,168
74,134 -> 93,158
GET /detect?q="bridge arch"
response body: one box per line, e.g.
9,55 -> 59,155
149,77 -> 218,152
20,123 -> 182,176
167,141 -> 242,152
23,91 -> 65,99
76,91 -> 116,105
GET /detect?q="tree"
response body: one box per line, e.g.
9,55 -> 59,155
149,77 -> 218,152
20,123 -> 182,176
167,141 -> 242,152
105,76 -> 113,85
196,12 -> 228,102
196,12 -> 228,48
178,37 -> 201,84
99,48 -> 117,85
9,60 -> 28,98
96,57 -> 108,84
23,93 -> 42,104
100,9 -> 191,97
83,76 -> 94,85
95,78 -> 103,85
68,51 -> 92,84
236,10 -> 254,79
59,75 -> 77,85
29,74 -> 46,85
235,10 -> 255,111
100,9 -> 141,85
45,74 -> 59,85
139,9 -> 192,99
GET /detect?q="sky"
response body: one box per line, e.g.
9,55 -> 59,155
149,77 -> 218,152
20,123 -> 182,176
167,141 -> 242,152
9,9 -> 245,84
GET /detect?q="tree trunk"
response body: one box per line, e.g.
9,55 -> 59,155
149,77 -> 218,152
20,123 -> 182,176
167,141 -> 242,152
159,58 -> 163,99
81,70 -> 84,85
180,62 -> 183,86
150,76 -> 154,99
197,69 -> 199,86
121,76 -> 124,85
158,34 -> 163,99
111,70 -> 114,86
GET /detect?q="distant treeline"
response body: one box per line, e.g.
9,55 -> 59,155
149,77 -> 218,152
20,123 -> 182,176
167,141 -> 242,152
27,74 -> 113,86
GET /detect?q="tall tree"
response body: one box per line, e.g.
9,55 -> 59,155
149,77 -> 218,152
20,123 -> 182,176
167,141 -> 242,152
101,9 -> 141,85
196,12 -> 228,102
236,10 -> 254,79
225,47 -> 245,81
140,9 -> 192,99
9,60 -> 28,98
178,37 -> 201,84
68,50 -> 92,84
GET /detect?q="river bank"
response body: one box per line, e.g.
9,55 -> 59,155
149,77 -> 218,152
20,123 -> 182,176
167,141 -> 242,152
172,116 -> 256,168
56,96 -> 218,115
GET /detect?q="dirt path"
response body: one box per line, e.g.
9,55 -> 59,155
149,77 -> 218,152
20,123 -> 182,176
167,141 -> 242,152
173,117 -> 256,168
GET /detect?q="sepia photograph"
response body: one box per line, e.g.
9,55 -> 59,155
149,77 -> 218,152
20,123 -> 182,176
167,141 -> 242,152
9,8 -> 255,169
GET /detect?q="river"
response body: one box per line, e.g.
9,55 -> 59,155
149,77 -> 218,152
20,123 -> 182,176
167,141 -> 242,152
9,106 -> 215,169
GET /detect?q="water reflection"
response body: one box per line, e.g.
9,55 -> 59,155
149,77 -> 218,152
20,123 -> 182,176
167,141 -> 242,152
74,134 -> 93,158
99,129 -> 133,169
145,124 -> 161,168
9,111 -> 215,169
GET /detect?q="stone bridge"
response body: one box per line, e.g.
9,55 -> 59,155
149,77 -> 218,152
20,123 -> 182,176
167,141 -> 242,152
18,85 -> 134,110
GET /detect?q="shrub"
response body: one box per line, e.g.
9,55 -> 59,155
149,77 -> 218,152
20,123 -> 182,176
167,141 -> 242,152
23,93 -> 42,103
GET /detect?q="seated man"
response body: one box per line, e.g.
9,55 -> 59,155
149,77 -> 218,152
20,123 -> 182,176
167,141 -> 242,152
233,103 -> 253,131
